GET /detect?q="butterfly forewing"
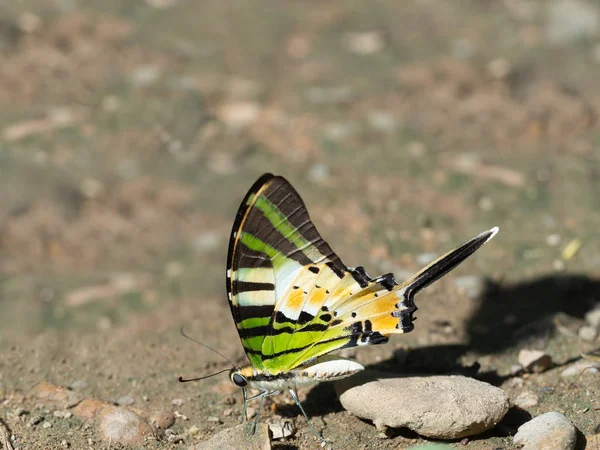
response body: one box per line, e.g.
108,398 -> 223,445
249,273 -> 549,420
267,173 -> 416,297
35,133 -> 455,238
227,174 -> 497,375
226,174 -> 351,371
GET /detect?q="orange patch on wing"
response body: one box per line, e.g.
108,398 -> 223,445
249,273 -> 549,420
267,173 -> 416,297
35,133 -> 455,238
366,314 -> 398,332
283,288 -> 305,312
306,287 -> 327,310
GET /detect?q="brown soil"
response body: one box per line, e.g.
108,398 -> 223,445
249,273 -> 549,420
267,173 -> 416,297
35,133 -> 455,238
1,1 -> 599,449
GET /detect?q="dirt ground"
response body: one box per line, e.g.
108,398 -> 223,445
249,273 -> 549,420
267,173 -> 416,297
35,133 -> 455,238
0,1 -> 599,449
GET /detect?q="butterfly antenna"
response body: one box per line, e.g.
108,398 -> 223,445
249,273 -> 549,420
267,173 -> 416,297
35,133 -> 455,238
179,326 -> 237,368
178,368 -> 231,383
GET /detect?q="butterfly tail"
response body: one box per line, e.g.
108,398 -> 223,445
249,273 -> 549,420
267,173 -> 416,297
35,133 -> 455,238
395,227 -> 498,331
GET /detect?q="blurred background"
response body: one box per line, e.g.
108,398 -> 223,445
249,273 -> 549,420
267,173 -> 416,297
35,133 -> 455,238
0,0 -> 598,448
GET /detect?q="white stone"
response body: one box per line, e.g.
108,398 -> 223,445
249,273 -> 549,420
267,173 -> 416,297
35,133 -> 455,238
514,412 -> 576,450
335,372 -> 509,439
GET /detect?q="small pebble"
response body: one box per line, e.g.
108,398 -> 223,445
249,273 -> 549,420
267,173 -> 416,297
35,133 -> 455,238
29,415 -> 43,426
174,410 -> 188,421
585,306 -> 600,328
167,433 -> 186,443
147,410 -> 175,430
518,349 -> 553,373
513,391 -> 539,409
367,111 -> 397,133
342,31 -> 385,55
68,380 -> 88,391
42,421 -> 52,429
510,364 -> 524,375
171,398 -> 185,407
487,58 -> 510,79
514,411 -> 576,450
11,407 -> 26,418
269,420 -> 295,439
53,410 -> 73,419
579,325 -> 598,342
217,102 -> 260,130
561,360 -> 599,378
188,425 -> 200,436
117,395 -> 135,406
207,416 -> 221,423
98,406 -> 154,445
30,381 -> 80,409
130,65 -> 161,87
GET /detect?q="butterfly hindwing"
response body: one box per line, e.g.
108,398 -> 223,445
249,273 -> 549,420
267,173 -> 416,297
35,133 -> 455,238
281,227 -> 499,370
227,173 -> 498,374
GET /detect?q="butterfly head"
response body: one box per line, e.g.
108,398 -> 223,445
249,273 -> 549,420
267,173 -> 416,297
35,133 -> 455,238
229,365 -> 256,389
229,369 -> 248,388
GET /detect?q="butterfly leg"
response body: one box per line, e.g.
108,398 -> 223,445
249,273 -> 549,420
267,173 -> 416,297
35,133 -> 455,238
241,388 -> 248,422
244,390 -> 280,433
288,388 -> 328,447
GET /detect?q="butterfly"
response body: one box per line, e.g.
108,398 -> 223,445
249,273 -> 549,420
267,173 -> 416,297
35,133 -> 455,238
223,173 -> 497,445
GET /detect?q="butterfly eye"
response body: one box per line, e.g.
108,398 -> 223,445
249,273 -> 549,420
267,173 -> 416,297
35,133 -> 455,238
231,372 -> 248,387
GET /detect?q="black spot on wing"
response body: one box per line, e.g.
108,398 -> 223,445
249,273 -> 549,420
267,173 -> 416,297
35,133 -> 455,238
377,273 -> 398,291
274,310 -> 316,326
326,261 -> 345,279
350,266 -> 370,288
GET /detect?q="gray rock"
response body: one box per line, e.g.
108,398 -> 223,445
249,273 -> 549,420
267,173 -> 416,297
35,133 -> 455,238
192,423 -> 271,450
335,371 -> 509,439
514,412 -> 577,450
